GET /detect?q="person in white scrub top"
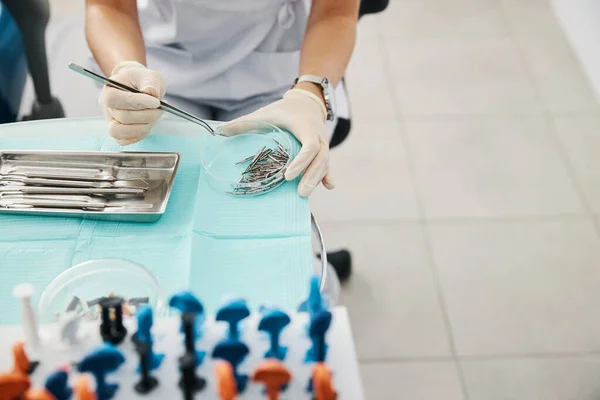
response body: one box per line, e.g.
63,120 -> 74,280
86,0 -> 359,198
85,0 -> 359,301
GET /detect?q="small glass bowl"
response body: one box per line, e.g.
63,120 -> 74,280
200,121 -> 293,196
38,259 -> 165,323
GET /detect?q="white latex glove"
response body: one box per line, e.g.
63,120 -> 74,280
99,61 -> 166,146
221,89 -> 335,197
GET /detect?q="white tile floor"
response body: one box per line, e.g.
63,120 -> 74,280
43,0 -> 600,398
312,1 -> 600,399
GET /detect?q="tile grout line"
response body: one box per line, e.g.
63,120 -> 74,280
502,8 -> 600,240
360,356 -> 455,364
459,350 -> 600,361
359,349 -> 600,364
543,116 -> 600,236
317,212 -> 591,227
377,29 -> 471,400
423,213 -> 589,224
352,112 -> 600,120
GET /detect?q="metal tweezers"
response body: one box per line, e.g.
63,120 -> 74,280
68,63 -> 216,134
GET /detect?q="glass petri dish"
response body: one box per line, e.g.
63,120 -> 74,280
201,121 -> 293,196
38,259 -> 165,323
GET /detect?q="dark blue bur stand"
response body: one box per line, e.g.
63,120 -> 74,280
212,338 -> 250,393
297,275 -> 327,315
305,309 -> 332,363
168,290 -> 205,339
297,275 -> 334,394
44,369 -> 71,400
216,298 -> 251,340
258,306 -> 291,361
77,343 -> 125,400
168,290 -> 206,366
132,305 -> 165,373
212,297 -> 253,392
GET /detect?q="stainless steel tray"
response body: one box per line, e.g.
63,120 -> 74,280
0,151 -> 180,222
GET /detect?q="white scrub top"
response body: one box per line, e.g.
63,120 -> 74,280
137,0 -> 308,102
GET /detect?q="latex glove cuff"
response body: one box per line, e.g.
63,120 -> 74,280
111,60 -> 147,76
284,89 -> 328,123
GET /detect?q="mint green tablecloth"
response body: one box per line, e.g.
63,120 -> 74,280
0,118 -> 312,324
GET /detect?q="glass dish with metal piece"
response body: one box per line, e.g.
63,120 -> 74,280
38,259 -> 165,324
200,121 -> 294,196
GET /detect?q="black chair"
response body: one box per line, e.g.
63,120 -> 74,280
2,0 -> 64,120
360,0 -> 389,19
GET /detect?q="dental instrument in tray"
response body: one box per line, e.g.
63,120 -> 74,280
0,175 -> 149,189
0,186 -> 147,196
4,168 -> 120,182
0,198 -> 154,211
68,63 -> 216,134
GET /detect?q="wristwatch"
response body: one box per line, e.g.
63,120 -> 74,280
293,75 -> 336,121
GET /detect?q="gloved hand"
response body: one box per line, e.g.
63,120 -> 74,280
221,89 -> 335,197
99,61 -> 166,146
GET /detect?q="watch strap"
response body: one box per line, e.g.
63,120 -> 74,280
295,74 -> 326,87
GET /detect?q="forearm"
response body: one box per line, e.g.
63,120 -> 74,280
297,0 -> 359,96
85,0 -> 146,75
